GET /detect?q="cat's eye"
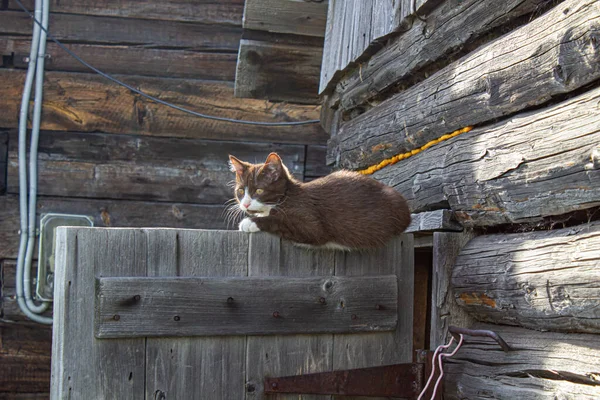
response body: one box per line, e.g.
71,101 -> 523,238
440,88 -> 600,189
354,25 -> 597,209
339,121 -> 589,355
237,188 -> 244,196
255,189 -> 264,195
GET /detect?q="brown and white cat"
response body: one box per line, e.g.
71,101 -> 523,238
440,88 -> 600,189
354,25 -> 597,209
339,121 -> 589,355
227,153 -> 411,250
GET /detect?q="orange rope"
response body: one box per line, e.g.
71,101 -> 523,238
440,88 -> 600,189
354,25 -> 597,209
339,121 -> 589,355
358,126 -> 473,175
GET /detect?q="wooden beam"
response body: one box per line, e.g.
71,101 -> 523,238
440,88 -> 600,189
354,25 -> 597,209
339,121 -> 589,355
0,38 -> 237,81
444,324 -> 600,399
0,69 -> 326,145
11,0 -> 244,25
0,131 -> 6,195
5,130 -> 305,204
0,195 -> 230,260
95,275 -> 398,338
305,144 -> 331,178
330,0 -> 600,169
405,210 -> 462,234
372,84 -> 600,227
452,222 -> 600,334
242,0 -> 328,37
430,231 -> 475,349
0,11 -> 242,51
329,0 -> 546,109
235,33 -> 323,104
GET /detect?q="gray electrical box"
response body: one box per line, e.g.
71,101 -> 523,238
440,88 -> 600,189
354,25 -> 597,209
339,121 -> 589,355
36,213 -> 94,301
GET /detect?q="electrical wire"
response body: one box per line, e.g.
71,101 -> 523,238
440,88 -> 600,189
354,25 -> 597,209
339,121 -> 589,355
13,0 -> 321,127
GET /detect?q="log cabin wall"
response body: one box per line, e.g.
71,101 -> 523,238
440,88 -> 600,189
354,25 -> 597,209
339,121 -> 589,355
321,0 -> 600,398
0,0 -> 329,397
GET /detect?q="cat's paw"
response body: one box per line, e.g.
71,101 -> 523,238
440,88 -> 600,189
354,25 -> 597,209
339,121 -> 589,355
239,218 -> 260,233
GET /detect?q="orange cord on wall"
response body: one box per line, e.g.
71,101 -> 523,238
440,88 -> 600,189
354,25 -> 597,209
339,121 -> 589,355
358,126 -> 473,175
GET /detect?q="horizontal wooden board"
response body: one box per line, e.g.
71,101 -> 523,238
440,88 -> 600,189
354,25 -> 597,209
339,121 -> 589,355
405,210 -> 462,233
452,222 -> 600,334
0,10 -> 242,51
95,275 -> 398,337
5,130 -> 305,203
331,0 -> 600,169
0,195 -> 231,260
235,37 -> 323,104
12,0 -> 244,25
328,0 -> 547,110
444,324 -> 600,399
0,69 -> 326,144
372,81 -> 600,226
0,38 -> 237,81
243,0 -> 328,37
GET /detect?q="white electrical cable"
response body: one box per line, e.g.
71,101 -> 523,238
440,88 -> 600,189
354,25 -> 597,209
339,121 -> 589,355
16,0 -> 53,325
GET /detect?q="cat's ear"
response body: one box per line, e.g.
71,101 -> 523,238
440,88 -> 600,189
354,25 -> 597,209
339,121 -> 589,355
260,153 -> 283,181
228,155 -> 247,176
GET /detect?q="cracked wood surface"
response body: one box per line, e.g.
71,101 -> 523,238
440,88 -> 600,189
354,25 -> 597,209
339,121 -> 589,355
444,324 -> 600,399
0,69 -> 326,145
370,83 -> 600,227
452,222 -> 600,334
329,0 -> 600,170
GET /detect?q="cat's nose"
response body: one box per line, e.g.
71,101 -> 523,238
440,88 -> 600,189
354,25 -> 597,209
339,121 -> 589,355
242,200 -> 251,208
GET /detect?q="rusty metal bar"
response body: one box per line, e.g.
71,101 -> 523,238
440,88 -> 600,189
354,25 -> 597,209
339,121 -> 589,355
264,362 -> 424,398
448,326 -> 513,352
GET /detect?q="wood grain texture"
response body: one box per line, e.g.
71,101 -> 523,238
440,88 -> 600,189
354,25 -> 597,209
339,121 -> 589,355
305,145 -> 331,178
235,37 -> 323,104
332,235 -> 414,400
452,222 -> 600,334
0,38 -> 237,81
0,69 -> 326,145
51,228 -> 147,400
0,131 -> 6,195
144,229 -> 248,400
331,0 -> 600,170
0,317 -> 52,394
0,195 -> 230,261
444,324 -> 600,399
243,0 -> 328,37
430,231 -> 475,349
371,84 -> 600,227
330,0 -> 547,111
5,130 -> 305,204
0,10 -> 242,51
12,0 -> 245,25
246,235 -> 334,400
405,210 -> 462,234
95,275 -> 398,338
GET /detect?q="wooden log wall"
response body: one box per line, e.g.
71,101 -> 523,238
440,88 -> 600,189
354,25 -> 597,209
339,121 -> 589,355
0,1 -> 330,398
320,0 -> 600,398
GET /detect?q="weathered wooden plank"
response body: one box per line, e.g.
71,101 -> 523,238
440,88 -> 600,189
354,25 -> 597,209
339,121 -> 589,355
0,69 -> 326,145
331,0 -> 547,109
0,260 -> 51,322
0,10 -> 242,51
96,275 -> 398,338
319,0 -> 340,93
235,35 -> 323,104
444,324 -> 600,399
413,250 -> 431,351
144,230 -> 248,400
453,222 -> 600,334
12,0 -> 244,25
331,0 -> 600,170
0,131 -> 6,194
333,235 -> 414,400
0,195 -> 231,260
305,145 -> 331,178
5,130 -> 305,203
0,38 -> 237,80
0,319 -> 52,394
246,235 -> 334,400
243,0 -> 328,37
51,228 -> 147,399
405,210 -> 462,234
430,231 -> 475,349
372,83 -> 600,227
